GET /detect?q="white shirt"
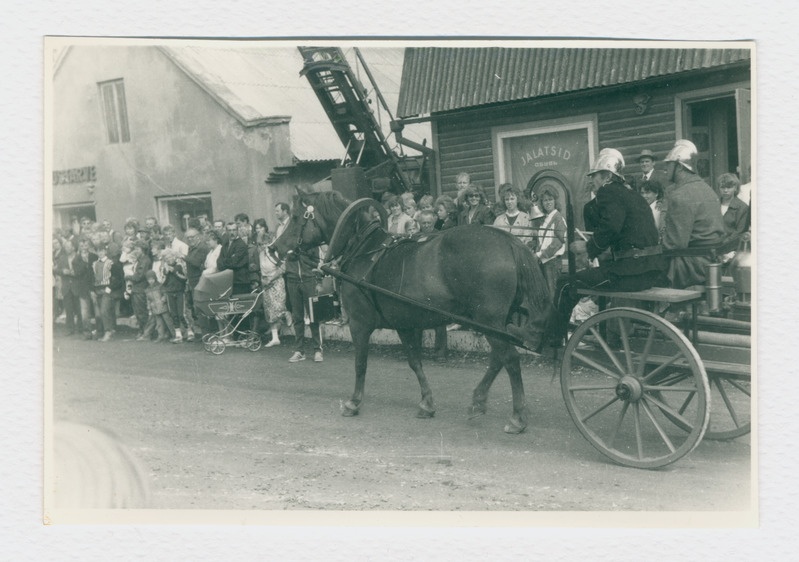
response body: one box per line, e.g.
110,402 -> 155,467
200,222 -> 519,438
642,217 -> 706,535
202,245 -> 222,276
169,237 -> 189,257
275,218 -> 289,239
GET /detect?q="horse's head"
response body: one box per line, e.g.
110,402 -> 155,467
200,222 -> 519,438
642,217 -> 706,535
270,188 -> 346,260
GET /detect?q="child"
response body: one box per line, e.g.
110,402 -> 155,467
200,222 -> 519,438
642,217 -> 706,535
160,248 -> 189,343
150,239 -> 166,284
400,191 -> 417,220
414,194 -> 435,222
137,270 -> 174,342
404,218 -> 420,237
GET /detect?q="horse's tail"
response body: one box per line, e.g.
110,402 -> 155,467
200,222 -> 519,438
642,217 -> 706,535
506,243 -> 553,347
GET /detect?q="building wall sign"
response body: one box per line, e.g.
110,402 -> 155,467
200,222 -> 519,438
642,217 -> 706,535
53,166 -> 97,185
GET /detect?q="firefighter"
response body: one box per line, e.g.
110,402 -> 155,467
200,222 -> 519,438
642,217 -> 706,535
548,148 -> 667,345
661,139 -> 725,289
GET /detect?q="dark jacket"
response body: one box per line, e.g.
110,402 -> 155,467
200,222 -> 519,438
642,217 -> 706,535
588,177 -> 666,277
284,245 -> 320,283
126,255 -> 152,294
184,242 -> 209,289
662,174 -> 725,288
720,196 -> 750,252
217,237 -> 250,287
458,204 -> 494,226
628,169 -> 671,193
662,175 -> 724,251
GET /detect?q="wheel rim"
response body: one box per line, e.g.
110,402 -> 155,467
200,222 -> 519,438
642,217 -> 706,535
246,331 -> 262,352
208,336 -> 225,355
705,372 -> 751,440
561,307 -> 710,469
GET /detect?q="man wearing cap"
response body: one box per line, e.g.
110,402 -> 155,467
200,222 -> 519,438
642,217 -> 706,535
661,139 -> 725,289
547,148 -> 667,346
629,149 -> 670,192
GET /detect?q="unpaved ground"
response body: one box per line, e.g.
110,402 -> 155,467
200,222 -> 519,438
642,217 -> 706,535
51,328 -> 752,513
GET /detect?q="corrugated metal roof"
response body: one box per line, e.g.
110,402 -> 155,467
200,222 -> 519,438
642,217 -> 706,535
398,47 -> 751,117
160,45 -> 430,162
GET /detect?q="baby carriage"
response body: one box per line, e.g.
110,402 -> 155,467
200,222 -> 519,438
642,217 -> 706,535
193,270 -> 263,354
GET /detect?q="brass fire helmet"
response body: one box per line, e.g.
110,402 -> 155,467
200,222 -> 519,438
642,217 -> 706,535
587,148 -> 625,180
664,139 -> 699,173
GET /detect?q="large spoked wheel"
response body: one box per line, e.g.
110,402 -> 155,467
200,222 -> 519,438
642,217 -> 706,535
245,330 -> 262,352
561,307 -> 710,469
207,335 -> 226,355
705,372 -> 751,440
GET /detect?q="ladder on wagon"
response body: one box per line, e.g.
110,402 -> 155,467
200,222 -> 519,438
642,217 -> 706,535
297,46 -> 427,197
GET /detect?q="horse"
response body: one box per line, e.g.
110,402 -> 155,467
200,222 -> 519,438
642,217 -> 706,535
271,188 -> 552,434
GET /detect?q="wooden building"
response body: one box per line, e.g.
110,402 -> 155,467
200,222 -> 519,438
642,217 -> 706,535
396,46 -> 752,229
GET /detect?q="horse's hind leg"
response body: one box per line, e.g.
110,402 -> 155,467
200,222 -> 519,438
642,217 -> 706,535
469,347 -> 503,418
489,337 -> 529,434
396,328 -> 436,418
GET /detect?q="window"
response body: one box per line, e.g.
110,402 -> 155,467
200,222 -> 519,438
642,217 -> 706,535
156,193 -> 214,233
99,79 -> 130,144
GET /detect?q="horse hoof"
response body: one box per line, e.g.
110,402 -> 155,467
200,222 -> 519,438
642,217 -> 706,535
467,404 -> 487,420
503,420 -> 527,434
341,401 -> 360,417
416,406 -> 435,419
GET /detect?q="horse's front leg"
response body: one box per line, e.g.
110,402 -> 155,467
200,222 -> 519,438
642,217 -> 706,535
396,328 -> 436,418
342,324 -> 371,417
469,346 -> 504,418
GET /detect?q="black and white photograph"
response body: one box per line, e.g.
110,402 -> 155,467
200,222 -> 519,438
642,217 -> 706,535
43,36 -> 756,525
5,0 -> 798,556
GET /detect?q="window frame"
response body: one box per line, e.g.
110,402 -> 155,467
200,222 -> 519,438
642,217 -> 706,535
98,79 -> 131,144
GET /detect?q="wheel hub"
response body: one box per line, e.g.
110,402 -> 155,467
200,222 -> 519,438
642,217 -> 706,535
615,376 -> 643,402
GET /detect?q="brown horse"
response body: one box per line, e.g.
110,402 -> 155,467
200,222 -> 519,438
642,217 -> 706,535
271,189 -> 552,433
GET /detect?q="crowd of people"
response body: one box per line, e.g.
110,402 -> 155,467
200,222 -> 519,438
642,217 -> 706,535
51,203 -> 312,360
52,138 -> 751,357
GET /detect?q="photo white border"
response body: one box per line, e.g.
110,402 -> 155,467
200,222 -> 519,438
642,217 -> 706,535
4,0 -> 792,559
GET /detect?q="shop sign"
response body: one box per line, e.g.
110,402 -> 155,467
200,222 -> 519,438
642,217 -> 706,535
53,166 -> 96,185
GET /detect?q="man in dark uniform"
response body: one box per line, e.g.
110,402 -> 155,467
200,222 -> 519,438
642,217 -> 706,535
550,148 -> 667,344
661,139 -> 725,289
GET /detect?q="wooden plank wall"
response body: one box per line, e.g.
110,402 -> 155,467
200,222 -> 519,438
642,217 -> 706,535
433,68 -> 749,203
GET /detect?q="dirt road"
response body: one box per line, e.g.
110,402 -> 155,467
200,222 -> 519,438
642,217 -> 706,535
51,330 -> 752,516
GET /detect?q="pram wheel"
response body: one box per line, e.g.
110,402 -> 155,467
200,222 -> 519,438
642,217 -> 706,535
207,335 -> 226,355
245,330 -> 262,352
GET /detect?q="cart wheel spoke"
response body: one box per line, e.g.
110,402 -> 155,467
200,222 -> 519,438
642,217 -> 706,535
705,373 -> 751,440
617,317 -> 634,374
608,401 -> 630,448
579,395 -> 620,424
589,326 -> 626,375
635,326 -> 657,377
633,403 -> 644,460
644,392 -> 696,432
572,350 -> 623,380
641,399 -> 676,453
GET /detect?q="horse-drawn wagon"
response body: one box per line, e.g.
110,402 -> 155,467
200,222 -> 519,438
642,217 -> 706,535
271,189 -> 752,470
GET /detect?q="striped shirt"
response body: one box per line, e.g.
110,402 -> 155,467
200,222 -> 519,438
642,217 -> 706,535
93,256 -> 113,288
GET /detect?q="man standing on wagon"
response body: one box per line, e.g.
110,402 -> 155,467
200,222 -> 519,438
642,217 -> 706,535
549,148 -> 667,346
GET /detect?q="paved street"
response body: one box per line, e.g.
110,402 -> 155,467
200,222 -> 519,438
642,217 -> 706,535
51,325 -> 752,514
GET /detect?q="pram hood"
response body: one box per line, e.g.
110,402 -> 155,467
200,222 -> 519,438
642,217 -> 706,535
194,270 -> 233,303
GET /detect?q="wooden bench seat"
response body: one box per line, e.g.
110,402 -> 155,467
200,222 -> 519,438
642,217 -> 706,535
576,287 -> 705,343
576,286 -> 703,304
